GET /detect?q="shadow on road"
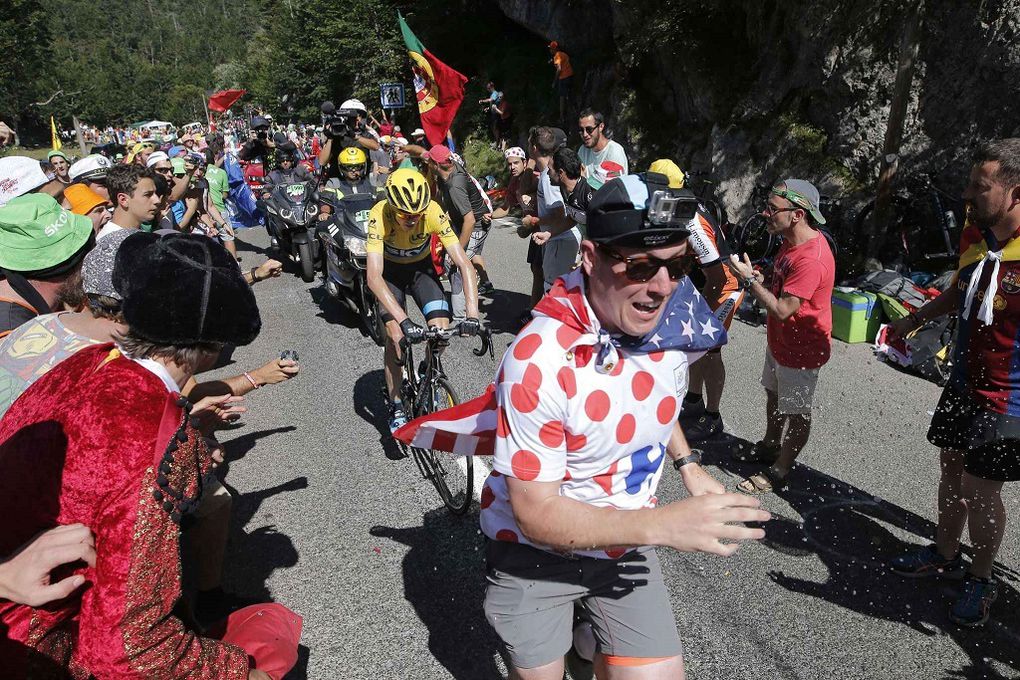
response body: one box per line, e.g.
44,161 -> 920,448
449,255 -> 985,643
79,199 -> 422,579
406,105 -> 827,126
221,475 -> 307,603
308,285 -> 364,333
223,425 -> 299,464
353,369 -> 407,461
479,288 -> 531,336
700,436 -> 1020,680
370,509 -> 507,679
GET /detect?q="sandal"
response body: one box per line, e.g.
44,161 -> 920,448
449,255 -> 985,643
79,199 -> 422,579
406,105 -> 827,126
737,467 -> 788,495
732,440 -> 780,464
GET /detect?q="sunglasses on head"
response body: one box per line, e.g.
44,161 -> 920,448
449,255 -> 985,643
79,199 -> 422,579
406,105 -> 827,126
598,244 -> 689,282
579,124 -> 600,135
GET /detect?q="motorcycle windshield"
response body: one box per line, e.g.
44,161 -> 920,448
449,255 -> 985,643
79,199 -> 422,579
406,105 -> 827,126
338,195 -> 377,238
275,182 -> 310,207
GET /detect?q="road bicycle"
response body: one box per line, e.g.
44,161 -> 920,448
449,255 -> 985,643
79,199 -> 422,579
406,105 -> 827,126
395,325 -> 493,514
853,173 -> 963,272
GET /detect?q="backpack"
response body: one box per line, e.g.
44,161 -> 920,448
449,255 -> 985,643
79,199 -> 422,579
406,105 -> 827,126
874,315 -> 957,386
852,270 -> 932,311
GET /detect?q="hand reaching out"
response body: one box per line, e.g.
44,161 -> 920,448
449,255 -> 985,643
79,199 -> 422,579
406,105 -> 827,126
0,524 -> 96,606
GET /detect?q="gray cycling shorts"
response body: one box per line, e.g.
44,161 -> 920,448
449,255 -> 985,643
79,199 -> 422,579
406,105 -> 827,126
483,540 -> 683,669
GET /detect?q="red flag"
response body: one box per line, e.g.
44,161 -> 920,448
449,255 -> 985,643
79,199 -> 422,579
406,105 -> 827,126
398,13 -> 467,146
208,89 -> 246,113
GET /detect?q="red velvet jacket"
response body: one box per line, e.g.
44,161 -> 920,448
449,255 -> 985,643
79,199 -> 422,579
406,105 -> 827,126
0,345 -> 250,679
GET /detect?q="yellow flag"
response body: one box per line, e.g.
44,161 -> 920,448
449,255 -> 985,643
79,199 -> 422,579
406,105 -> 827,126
50,116 -> 62,151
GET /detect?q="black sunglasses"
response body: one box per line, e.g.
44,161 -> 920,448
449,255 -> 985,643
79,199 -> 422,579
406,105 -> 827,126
579,124 -> 600,135
599,245 -> 689,282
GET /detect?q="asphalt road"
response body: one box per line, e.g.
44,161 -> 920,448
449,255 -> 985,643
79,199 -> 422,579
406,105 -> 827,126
209,224 -> 1020,680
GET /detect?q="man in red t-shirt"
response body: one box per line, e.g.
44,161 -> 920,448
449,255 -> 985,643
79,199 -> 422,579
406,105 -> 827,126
728,179 -> 834,494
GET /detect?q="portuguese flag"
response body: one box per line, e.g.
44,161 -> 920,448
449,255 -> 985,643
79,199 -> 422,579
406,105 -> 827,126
398,12 -> 468,146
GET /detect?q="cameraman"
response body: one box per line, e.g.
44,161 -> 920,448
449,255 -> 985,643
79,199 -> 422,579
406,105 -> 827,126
239,116 -> 275,164
316,99 -> 380,181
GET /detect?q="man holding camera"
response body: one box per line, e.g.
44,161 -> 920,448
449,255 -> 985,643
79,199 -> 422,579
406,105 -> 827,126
316,99 -> 381,181
239,116 -> 276,165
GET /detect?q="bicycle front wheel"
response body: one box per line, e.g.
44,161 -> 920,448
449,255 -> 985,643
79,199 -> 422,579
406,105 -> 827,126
412,376 -> 473,514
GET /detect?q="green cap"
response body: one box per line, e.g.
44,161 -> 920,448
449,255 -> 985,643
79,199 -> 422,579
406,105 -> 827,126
47,149 -> 68,162
171,157 -> 186,174
0,194 -> 94,273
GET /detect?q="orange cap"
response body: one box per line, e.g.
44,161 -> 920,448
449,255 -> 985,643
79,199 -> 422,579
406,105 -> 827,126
64,183 -> 109,216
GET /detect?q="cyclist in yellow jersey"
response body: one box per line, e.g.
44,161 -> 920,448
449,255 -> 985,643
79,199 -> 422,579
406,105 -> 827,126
367,167 -> 481,432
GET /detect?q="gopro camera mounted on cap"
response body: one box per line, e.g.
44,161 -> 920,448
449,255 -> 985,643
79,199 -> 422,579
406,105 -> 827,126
646,190 -> 697,226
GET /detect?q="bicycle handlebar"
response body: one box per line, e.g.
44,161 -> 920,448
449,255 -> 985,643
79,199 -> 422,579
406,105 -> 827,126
396,325 -> 493,365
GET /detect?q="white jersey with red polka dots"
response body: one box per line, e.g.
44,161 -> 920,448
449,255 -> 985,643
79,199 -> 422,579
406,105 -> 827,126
479,298 -> 690,560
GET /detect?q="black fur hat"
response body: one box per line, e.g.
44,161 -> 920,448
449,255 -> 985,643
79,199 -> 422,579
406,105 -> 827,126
113,232 -> 261,346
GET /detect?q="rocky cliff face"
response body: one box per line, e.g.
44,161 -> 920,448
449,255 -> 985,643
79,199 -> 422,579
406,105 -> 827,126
497,0 -> 1020,222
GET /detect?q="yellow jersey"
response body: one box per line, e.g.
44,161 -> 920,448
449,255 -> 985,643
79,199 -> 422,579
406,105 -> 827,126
366,199 -> 460,264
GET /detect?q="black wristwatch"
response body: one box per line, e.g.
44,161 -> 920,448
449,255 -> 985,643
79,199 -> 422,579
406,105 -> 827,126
740,276 -> 755,291
672,450 -> 702,470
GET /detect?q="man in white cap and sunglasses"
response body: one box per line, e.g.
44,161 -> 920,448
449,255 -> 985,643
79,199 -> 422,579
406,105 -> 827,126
727,178 -> 835,495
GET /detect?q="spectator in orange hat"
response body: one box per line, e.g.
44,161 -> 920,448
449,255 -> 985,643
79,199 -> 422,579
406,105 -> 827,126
64,184 -> 112,234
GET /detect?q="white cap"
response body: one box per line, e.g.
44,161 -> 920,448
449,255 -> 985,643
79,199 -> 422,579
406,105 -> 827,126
69,154 -> 113,182
340,98 -> 367,113
145,151 -> 170,168
0,156 -> 49,206
412,128 -> 425,137
504,146 -> 526,160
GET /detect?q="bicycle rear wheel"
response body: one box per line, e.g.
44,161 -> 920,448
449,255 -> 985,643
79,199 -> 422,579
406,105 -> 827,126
411,376 -> 473,514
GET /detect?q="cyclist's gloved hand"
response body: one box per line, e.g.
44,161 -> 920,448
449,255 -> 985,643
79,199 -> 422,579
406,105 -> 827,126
400,318 -> 426,343
459,317 -> 481,337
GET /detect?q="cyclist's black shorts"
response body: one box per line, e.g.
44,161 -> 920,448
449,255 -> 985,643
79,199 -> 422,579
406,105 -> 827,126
381,258 -> 451,323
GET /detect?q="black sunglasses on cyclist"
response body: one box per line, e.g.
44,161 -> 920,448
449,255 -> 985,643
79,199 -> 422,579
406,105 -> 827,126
579,124 -> 600,135
598,245 -> 690,282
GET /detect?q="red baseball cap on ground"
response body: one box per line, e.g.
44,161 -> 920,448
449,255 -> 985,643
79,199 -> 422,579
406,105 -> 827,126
424,144 -> 452,166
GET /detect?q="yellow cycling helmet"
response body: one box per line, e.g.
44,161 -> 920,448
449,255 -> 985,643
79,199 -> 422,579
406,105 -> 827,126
339,146 -> 367,166
386,168 -> 431,214
648,159 -> 686,189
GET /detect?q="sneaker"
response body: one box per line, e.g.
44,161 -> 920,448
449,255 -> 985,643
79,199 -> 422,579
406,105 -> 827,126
478,280 -> 495,295
890,543 -> 966,578
684,413 -> 723,443
389,405 -> 409,434
950,575 -> 999,627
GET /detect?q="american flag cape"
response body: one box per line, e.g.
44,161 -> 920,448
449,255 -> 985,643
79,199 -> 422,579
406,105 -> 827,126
393,268 -> 727,455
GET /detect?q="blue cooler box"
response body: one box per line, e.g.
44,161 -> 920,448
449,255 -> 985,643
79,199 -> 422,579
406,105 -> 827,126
832,289 -> 882,343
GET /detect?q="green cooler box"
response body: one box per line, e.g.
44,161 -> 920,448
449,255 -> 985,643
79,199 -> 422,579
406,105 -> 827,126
831,289 -> 882,343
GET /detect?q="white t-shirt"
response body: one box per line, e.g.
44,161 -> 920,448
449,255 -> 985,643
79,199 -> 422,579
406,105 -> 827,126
96,222 -> 131,241
578,140 -> 628,190
479,283 -> 690,559
537,167 -> 580,245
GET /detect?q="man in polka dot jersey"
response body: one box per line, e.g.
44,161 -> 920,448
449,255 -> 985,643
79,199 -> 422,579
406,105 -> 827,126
479,174 -> 771,678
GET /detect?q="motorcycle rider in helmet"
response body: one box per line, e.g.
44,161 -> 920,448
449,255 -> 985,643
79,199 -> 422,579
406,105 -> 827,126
262,149 -> 314,199
316,98 -> 381,181
316,146 -> 381,228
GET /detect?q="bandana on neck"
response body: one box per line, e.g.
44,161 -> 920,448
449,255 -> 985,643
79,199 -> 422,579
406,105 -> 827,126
394,269 -> 726,456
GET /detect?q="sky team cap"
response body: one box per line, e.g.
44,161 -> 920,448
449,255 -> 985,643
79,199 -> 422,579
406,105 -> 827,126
0,157 -> 50,206
774,178 -> 826,225
69,154 -> 112,182
0,194 -> 95,274
586,173 -> 693,248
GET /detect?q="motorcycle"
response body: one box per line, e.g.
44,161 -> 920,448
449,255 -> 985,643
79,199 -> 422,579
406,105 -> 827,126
317,190 -> 386,345
262,181 -> 320,282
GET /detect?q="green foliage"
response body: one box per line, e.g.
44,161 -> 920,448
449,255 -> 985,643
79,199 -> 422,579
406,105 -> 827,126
461,135 -> 507,183
0,0 -> 53,127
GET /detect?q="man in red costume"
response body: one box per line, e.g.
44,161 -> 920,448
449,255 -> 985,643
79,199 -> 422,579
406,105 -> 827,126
0,232 -> 299,679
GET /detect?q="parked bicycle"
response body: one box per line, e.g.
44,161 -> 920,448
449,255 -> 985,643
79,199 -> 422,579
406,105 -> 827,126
395,325 -> 493,514
854,172 -> 963,272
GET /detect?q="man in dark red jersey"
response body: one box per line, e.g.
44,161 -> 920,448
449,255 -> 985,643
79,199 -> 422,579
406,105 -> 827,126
889,139 -> 1020,627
